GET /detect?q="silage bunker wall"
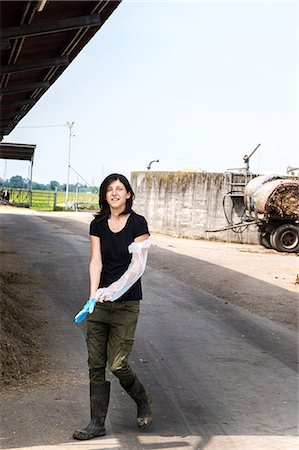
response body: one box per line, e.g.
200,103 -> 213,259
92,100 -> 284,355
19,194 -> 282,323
131,171 -> 259,244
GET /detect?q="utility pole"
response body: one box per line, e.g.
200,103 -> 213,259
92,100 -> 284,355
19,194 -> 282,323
65,121 -> 74,209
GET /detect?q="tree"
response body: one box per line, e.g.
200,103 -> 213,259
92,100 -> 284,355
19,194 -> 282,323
91,186 -> 98,194
32,182 -> 42,190
50,180 -> 60,191
9,175 -> 24,188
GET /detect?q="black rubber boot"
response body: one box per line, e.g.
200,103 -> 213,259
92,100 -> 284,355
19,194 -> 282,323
121,376 -> 153,430
73,381 -> 110,440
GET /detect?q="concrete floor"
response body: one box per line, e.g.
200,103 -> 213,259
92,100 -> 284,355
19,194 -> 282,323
0,209 -> 298,450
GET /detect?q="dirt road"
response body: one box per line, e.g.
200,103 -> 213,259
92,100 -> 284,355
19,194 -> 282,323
0,207 -> 298,450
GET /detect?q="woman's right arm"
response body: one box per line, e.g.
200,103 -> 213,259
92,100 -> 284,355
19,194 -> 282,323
89,235 -> 103,300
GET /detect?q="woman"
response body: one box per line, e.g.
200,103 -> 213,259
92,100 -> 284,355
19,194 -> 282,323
73,173 -> 153,440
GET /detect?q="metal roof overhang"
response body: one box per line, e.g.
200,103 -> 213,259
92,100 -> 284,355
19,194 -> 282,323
0,142 -> 36,161
0,0 -> 122,146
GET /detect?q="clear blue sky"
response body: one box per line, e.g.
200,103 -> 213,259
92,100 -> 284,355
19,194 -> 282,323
1,0 -> 297,185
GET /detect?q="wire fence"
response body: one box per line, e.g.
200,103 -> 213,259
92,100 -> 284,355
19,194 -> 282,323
3,188 -> 98,211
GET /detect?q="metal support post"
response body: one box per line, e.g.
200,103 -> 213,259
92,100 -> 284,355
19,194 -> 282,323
65,121 -> 74,209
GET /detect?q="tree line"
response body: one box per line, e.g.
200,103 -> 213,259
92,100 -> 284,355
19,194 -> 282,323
0,175 -> 99,193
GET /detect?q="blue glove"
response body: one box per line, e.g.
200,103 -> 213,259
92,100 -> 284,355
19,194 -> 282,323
74,298 -> 96,323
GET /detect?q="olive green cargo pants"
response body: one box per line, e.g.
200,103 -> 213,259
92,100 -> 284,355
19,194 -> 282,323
86,300 -> 140,386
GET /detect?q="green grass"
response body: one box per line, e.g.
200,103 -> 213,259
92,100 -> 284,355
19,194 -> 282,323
8,188 -> 99,210
54,191 -> 98,205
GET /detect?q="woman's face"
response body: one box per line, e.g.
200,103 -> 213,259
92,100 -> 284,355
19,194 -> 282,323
105,179 -> 131,210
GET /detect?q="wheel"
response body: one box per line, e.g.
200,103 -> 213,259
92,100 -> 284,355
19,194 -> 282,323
259,232 -> 272,249
269,229 -> 278,250
271,224 -> 299,253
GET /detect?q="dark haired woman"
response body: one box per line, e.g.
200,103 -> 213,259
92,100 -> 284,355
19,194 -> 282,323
73,173 -> 153,440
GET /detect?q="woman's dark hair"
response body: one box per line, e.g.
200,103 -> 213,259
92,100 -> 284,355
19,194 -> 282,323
95,173 -> 135,221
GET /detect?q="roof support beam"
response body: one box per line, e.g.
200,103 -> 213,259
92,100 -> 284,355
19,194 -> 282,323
36,0 -> 47,12
1,116 -> 28,128
2,110 -> 29,120
1,56 -> 69,74
1,99 -> 36,110
0,125 -> 22,136
1,119 -> 20,127
0,82 -> 50,95
2,15 -> 101,40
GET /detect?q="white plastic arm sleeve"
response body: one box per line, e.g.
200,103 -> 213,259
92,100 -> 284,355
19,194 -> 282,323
94,238 -> 151,303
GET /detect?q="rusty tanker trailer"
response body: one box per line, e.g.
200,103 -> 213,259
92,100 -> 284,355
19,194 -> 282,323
244,175 -> 299,252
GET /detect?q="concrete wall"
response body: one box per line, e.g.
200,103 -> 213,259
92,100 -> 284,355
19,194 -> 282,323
131,171 -> 259,244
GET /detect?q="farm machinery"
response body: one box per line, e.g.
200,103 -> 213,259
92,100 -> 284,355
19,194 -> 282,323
243,174 -> 299,253
207,143 -> 299,253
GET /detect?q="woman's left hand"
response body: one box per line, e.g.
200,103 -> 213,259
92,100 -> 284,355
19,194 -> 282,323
94,287 -> 113,303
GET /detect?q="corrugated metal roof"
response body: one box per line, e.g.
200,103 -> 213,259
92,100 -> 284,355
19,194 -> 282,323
0,0 -> 122,142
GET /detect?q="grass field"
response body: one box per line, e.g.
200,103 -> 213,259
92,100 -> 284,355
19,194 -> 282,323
54,191 -> 98,208
9,189 -> 99,211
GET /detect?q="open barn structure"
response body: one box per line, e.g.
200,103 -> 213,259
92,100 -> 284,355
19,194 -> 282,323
0,0 -> 122,202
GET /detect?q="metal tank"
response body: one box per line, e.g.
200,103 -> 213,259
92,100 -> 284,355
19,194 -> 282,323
244,175 -> 299,252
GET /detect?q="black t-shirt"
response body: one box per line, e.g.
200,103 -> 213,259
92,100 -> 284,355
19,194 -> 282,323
89,212 -> 150,301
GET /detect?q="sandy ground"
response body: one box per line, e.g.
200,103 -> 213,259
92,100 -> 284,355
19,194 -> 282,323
150,233 -> 299,329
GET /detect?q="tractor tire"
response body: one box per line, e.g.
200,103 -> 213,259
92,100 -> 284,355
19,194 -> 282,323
259,232 -> 272,249
271,224 -> 299,253
269,229 -> 278,250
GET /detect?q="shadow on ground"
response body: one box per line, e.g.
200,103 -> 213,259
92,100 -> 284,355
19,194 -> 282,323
0,212 -> 297,450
